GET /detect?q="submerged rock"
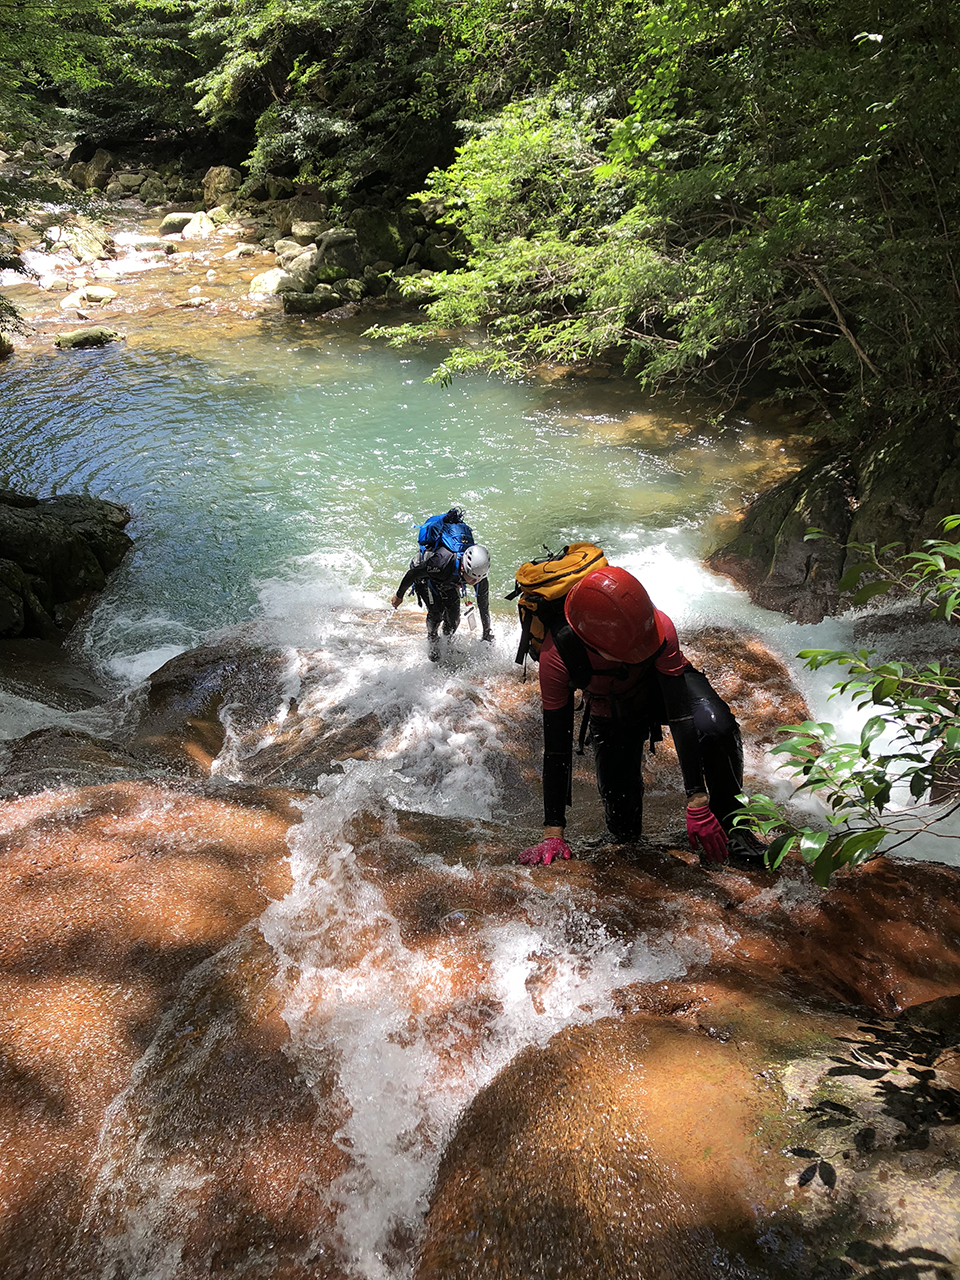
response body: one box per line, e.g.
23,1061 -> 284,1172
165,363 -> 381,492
54,325 -> 123,349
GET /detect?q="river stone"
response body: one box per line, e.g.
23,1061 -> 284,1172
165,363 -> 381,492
81,284 -> 118,304
54,326 -> 123,349
103,181 -> 126,200
317,227 -> 363,276
0,495 -> 131,636
249,268 -> 297,296
272,236 -> 306,259
43,220 -> 112,265
222,244 -> 258,260
0,728 -> 152,797
278,243 -> 316,269
181,211 -> 216,239
82,148 -> 115,190
0,332 -> 12,358
290,219 -> 329,244
281,288 -> 342,314
347,206 -> 414,267
139,176 -> 168,205
202,165 -> 242,206
334,277 -> 366,302
118,172 -> 145,190
285,249 -> 324,291
0,558 -> 54,638
417,985 -> 960,1280
159,212 -> 195,235
708,450 -> 856,622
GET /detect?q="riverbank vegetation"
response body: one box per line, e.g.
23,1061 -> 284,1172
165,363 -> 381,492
2,0 -> 958,443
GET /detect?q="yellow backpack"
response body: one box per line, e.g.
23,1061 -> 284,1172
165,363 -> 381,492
507,542 -> 608,667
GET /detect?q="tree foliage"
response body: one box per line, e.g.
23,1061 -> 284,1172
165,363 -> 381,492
376,0 -> 960,434
736,519 -> 960,885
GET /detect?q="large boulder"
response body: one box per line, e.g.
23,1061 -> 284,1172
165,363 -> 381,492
0,491 -> 132,637
347,206 -> 415,267
42,219 -> 113,265
202,165 -> 242,207
181,211 -> 216,239
417,985 -> 960,1280
249,267 -> 298,296
81,148 -> 115,190
159,212 -> 195,235
317,227 -> 364,277
138,176 -> 168,205
281,286 -> 343,314
708,450 -> 856,622
711,413 -> 960,622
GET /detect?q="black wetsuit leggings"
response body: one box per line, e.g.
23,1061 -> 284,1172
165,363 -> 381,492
425,587 -> 460,649
590,668 -> 744,842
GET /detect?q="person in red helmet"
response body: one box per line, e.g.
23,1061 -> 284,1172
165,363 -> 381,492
519,565 -> 757,867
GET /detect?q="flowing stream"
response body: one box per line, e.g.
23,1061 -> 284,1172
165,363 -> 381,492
1,229 -> 955,1279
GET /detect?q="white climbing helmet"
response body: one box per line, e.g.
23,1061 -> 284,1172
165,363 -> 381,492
461,544 -> 490,584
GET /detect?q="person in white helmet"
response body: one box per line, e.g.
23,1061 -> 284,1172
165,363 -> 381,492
391,511 -> 493,660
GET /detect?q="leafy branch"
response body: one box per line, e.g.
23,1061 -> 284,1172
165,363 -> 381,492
735,518 -> 960,885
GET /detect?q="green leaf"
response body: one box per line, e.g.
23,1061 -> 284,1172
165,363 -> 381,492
853,581 -> 895,605
799,831 -> 830,864
838,562 -> 877,593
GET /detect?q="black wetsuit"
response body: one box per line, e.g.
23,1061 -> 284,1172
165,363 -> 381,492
396,546 -> 492,656
539,621 -> 743,842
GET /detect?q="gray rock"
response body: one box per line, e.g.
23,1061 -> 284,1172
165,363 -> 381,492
318,227 -> 363,277
159,212 -> 195,235
334,277 -> 366,302
248,268 -> 297,295
0,332 -> 13,358
290,219 -> 329,244
139,176 -> 168,205
55,327 -> 123,350
348,206 -> 415,267
272,237 -> 305,258
708,451 -> 855,623
285,249 -> 324,291
83,148 -> 115,190
202,165 -> 242,206
278,243 -> 316,269
104,182 -> 126,200
0,558 -> 55,639
281,288 -> 342,314
181,211 -> 216,239
43,220 -> 112,265
118,172 -> 146,190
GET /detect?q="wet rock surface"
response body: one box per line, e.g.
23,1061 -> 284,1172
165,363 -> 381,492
0,489 -> 132,639
711,414 -> 960,622
0,765 -> 958,1279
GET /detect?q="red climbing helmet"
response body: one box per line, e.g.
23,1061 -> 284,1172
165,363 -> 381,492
564,566 -> 664,663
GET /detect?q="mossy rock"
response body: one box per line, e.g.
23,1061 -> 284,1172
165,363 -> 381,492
55,327 -> 123,350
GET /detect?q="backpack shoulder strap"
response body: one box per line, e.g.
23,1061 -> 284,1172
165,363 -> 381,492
551,622 -> 594,691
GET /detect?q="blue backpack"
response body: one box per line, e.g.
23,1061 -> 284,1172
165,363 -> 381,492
417,508 -> 475,565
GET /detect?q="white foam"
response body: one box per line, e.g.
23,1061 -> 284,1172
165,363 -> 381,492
259,764 -> 689,1279
0,689 -> 118,741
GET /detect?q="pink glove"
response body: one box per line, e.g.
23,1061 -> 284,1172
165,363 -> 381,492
686,805 -> 729,863
518,837 -> 572,866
